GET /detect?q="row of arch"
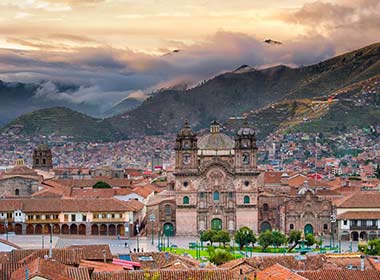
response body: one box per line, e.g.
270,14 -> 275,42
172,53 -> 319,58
182,194 -> 250,204
341,231 -> 380,241
0,223 -> 125,236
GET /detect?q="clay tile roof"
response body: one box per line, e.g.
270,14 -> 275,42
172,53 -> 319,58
257,263 -> 307,280
338,192 -> 380,208
79,260 -> 124,272
68,245 -> 113,261
91,269 -> 235,280
263,172 -> 283,185
368,258 -> 380,271
337,211 -> 380,220
0,239 -> 21,250
10,258 -> 73,280
70,188 -> 116,198
299,269 -> 380,280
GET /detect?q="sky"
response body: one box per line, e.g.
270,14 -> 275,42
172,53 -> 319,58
0,0 -> 379,113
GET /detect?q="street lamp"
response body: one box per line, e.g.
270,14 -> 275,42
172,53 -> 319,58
136,224 -> 140,252
4,220 -> 8,241
49,223 -> 53,259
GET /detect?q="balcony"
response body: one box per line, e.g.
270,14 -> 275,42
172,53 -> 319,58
350,225 -> 378,230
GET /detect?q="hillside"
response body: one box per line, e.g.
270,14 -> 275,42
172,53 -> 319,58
2,43 -> 380,141
2,107 -> 123,142
112,43 -> 380,137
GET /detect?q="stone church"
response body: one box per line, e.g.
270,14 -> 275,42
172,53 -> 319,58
174,120 -> 260,235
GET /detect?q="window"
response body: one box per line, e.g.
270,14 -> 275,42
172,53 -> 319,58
42,158 -> 46,165
183,181 -> 189,187
228,192 -> 233,199
35,159 -> 39,165
183,196 -> 189,205
199,192 -> 204,199
263,203 -> 269,212
71,214 -> 76,222
244,181 -> 250,187
213,191 -> 220,201
82,215 -> 87,222
244,196 -> 250,204
93,214 -> 98,219
290,224 -> 294,230
183,153 -> 191,165
323,224 -> 328,230
165,205 -> 171,215
343,220 -> 347,226
15,189 -> 20,196
242,153 -> 250,164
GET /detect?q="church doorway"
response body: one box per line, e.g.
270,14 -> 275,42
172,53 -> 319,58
304,224 -> 314,235
211,218 -> 222,231
163,223 -> 174,236
260,222 -> 272,233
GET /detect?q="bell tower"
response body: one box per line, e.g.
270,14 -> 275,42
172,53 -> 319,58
234,120 -> 257,171
175,120 -> 198,172
32,143 -> 53,170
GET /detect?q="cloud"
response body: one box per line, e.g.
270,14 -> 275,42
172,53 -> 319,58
0,30 -> 354,116
274,0 -> 380,51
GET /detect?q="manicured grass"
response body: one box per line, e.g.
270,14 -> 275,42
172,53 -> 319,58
161,247 -> 242,260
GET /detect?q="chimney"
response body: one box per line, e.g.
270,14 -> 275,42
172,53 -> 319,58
361,255 -> 365,271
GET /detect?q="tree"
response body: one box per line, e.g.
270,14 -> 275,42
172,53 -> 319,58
271,231 -> 287,248
234,226 -> 256,250
305,233 -> 316,247
208,248 -> 234,265
366,239 -> 380,255
374,164 -> 380,180
93,181 -> 112,189
201,229 -> 217,246
287,230 -> 302,252
258,230 -> 273,250
214,230 -> 230,247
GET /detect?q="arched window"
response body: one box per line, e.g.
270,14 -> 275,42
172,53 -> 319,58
244,196 -> 250,204
199,192 -> 204,199
35,159 -> 39,165
213,191 -> 220,201
242,153 -> 250,164
15,189 -> 20,196
164,205 -> 171,215
290,224 -> 294,230
263,203 -> 269,211
183,196 -> 189,205
42,158 -> 46,165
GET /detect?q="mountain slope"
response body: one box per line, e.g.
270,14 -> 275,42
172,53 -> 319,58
3,107 -> 123,142
112,43 -> 380,137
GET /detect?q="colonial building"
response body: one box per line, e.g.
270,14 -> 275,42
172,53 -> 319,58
32,144 -> 53,170
174,120 -> 260,235
336,192 -> 380,241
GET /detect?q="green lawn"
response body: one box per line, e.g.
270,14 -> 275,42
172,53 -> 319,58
161,247 -> 242,260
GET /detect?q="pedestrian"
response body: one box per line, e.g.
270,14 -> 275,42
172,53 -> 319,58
124,242 -> 128,248
117,234 -> 120,240
133,248 -> 136,253
141,248 -> 144,253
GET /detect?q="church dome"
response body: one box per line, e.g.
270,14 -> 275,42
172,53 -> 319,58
198,121 -> 234,150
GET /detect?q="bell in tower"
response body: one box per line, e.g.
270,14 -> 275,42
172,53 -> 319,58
175,120 -> 198,172
234,119 -> 257,171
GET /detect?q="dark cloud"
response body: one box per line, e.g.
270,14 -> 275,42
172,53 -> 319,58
0,31 -> 339,116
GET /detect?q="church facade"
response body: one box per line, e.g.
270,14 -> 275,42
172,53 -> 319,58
174,121 -> 260,235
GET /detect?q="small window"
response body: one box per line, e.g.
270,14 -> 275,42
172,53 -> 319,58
242,153 -> 250,164
213,191 -> 220,201
244,181 -> 250,187
244,196 -> 250,204
228,192 -> 233,199
323,224 -> 328,230
199,192 -> 204,199
15,189 -> 20,196
290,224 -> 294,230
343,220 -> 347,226
35,159 -> 40,165
183,196 -> 189,205
42,158 -> 46,165
183,181 -> 189,187
183,153 -> 191,164
165,205 -> 171,215
71,214 -> 76,222
263,203 -> 269,212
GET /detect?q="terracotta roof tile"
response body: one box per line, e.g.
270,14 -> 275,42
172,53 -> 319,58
337,211 -> 380,220
257,263 -> 307,280
299,269 -> 380,280
338,192 -> 380,208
